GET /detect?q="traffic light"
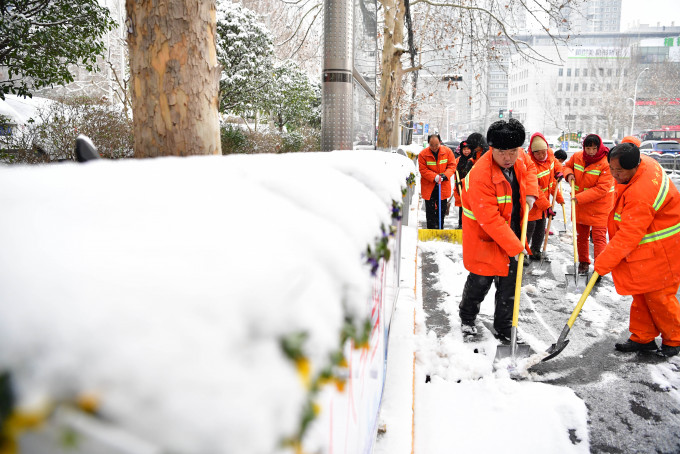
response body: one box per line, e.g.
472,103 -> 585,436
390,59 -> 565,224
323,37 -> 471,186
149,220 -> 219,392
508,109 -> 513,119
499,109 -> 504,118
577,131 -> 582,139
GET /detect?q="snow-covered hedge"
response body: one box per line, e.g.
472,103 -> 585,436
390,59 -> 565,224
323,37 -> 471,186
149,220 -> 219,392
0,150 -> 414,453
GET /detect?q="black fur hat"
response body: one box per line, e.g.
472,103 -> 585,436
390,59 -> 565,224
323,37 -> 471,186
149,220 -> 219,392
486,119 -> 526,150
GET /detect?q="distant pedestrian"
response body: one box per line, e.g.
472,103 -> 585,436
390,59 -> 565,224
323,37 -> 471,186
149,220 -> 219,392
563,134 -> 614,275
451,140 -> 473,229
525,133 -> 564,260
458,119 -> 538,341
418,134 -> 456,229
594,143 -> 680,357
554,148 -> 568,164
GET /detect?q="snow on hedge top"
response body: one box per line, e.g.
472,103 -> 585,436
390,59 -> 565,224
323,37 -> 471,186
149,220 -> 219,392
0,150 -> 414,453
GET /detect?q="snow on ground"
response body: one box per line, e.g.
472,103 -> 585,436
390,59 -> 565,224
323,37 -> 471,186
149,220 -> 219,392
0,150 -> 414,453
376,181 -> 591,454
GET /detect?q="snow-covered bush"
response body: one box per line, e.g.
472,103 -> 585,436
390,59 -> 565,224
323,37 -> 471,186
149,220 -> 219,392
1,96 -> 132,163
217,1 -> 274,115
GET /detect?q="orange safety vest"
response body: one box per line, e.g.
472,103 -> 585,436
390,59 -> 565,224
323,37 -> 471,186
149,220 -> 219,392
418,146 -> 456,200
461,150 -> 530,276
562,151 -> 614,226
594,155 -> 680,294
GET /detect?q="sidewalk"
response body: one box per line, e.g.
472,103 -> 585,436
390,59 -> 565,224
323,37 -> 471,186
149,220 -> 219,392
375,192 -> 590,454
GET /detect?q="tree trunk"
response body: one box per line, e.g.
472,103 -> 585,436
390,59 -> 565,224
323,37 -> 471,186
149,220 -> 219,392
376,0 -> 405,149
126,0 -> 221,157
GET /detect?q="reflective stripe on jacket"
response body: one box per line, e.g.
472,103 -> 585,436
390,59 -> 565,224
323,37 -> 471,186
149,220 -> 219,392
594,155 -> 680,294
418,146 -> 457,200
562,151 -> 614,226
461,150 -> 528,276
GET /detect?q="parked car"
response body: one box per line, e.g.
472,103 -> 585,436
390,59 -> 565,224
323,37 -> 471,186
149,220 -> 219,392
443,140 -> 460,156
601,140 -> 617,150
639,140 -> 680,154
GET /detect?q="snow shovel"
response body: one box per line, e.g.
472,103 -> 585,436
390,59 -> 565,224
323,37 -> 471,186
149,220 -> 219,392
565,180 -> 586,291
542,272 -> 600,362
495,203 -> 532,364
539,182 -> 561,268
418,175 -> 462,244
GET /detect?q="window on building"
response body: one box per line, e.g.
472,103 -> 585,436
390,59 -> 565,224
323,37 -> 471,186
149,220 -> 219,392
599,68 -> 604,76
590,98 -> 596,106
559,68 -> 563,76
566,83 -> 571,91
591,84 -> 595,91
616,69 -> 621,77
583,68 -> 588,77
624,69 -> 628,76
558,83 -> 563,91
607,83 -> 612,90
574,84 -> 579,92
567,68 -> 572,76
607,69 -> 612,76
557,98 -> 562,106
582,83 -> 587,91
575,68 -> 580,77
566,99 -> 571,106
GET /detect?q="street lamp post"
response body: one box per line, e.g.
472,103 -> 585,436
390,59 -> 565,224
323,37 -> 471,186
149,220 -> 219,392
445,103 -> 456,141
631,67 -> 649,137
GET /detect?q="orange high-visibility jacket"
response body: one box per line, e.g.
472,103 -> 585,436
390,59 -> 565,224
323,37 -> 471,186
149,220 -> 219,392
461,150 -> 530,276
594,155 -> 680,294
418,146 -> 456,200
527,134 -> 565,221
562,151 -> 614,226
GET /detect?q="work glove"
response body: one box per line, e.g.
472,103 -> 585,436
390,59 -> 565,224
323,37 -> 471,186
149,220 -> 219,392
440,173 -> 448,181
546,207 -> 557,219
526,196 -> 537,211
434,174 -> 442,183
555,172 -> 564,182
514,249 -> 530,261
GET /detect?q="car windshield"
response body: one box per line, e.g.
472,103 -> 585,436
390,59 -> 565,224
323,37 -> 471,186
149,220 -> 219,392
656,142 -> 680,150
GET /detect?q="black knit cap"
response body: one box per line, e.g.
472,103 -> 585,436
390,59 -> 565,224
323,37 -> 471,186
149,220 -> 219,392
608,143 -> 641,170
486,118 -> 525,150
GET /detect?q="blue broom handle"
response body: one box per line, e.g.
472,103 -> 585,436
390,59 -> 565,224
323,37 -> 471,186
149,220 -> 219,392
438,178 -> 442,229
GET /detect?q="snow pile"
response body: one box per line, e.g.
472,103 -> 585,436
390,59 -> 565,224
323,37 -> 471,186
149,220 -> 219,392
0,150 -> 414,453
417,376 -> 589,453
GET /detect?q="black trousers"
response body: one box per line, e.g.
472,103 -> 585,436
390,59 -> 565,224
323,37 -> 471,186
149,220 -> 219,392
526,216 -> 546,254
425,185 -> 448,229
458,257 -> 519,336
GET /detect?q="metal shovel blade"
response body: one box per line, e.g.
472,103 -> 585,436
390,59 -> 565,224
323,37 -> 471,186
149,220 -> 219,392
542,339 -> 570,362
565,266 -> 588,292
495,343 -> 532,362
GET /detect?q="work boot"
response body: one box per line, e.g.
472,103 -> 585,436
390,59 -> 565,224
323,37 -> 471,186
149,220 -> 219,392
578,262 -> 590,275
495,330 -> 524,344
614,339 -> 658,353
461,321 -> 478,336
657,344 -> 680,357
529,250 -> 541,261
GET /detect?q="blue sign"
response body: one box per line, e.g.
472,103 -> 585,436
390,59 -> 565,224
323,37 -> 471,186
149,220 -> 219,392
561,141 -> 569,150
424,124 -> 429,134
414,123 -> 423,135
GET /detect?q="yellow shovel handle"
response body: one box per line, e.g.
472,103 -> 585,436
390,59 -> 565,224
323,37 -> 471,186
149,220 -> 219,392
570,179 -> 578,264
567,272 -> 600,328
512,203 -> 530,328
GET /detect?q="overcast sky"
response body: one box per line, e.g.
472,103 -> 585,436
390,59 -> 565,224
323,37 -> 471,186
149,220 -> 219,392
621,0 -> 680,30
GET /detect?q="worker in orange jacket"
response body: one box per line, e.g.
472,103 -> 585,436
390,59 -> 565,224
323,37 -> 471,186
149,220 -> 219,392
563,134 -> 614,275
525,133 -> 565,260
451,140 -> 473,229
458,119 -> 539,341
418,134 -> 456,229
594,144 -> 680,357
